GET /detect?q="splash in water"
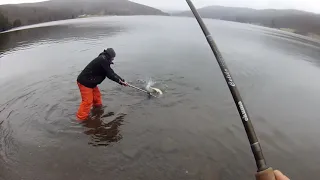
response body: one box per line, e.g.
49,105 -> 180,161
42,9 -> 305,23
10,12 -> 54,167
145,79 -> 163,96
145,79 -> 156,92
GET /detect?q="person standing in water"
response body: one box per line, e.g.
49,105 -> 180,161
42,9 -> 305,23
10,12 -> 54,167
76,48 -> 128,121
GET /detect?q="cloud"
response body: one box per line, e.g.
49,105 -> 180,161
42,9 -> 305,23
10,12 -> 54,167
131,0 -> 320,13
0,0 -> 45,5
0,0 -> 318,13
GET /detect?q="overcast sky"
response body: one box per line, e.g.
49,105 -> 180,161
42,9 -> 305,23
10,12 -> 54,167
0,0 -> 319,13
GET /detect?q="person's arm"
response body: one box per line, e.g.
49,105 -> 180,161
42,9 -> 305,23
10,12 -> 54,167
101,62 -> 126,85
113,71 -> 124,82
106,66 -> 122,83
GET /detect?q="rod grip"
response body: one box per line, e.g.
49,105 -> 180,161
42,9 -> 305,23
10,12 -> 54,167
255,168 -> 276,180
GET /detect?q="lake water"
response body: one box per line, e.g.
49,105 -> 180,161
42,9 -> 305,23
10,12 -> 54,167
1,16 -> 320,180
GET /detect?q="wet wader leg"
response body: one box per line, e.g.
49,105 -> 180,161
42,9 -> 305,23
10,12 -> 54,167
77,82 -> 94,121
93,86 -> 102,108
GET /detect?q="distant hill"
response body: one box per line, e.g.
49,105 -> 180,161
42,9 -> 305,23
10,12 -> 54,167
159,8 -> 183,14
174,6 -> 320,36
0,0 -> 167,31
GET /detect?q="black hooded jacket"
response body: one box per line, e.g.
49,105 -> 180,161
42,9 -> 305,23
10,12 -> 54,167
77,50 -> 124,88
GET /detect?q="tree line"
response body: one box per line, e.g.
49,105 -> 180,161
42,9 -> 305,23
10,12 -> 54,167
175,6 -> 320,36
0,0 -> 166,32
0,11 -> 22,32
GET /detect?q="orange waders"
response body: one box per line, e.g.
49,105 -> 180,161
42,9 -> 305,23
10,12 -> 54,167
77,82 -> 102,121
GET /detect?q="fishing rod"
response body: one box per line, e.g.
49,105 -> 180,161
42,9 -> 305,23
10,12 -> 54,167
185,0 -> 275,179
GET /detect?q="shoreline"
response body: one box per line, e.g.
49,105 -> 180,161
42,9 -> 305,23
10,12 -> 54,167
2,16 -> 320,42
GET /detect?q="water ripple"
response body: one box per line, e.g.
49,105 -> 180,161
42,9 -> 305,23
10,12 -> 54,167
84,112 -> 126,147
0,16 -> 320,180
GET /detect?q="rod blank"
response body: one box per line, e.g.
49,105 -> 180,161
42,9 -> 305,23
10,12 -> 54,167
185,0 -> 268,172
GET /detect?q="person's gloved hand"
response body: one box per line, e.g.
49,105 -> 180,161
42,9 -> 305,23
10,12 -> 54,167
119,80 -> 128,86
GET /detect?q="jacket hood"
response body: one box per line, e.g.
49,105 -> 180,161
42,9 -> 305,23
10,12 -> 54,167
99,48 -> 116,59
